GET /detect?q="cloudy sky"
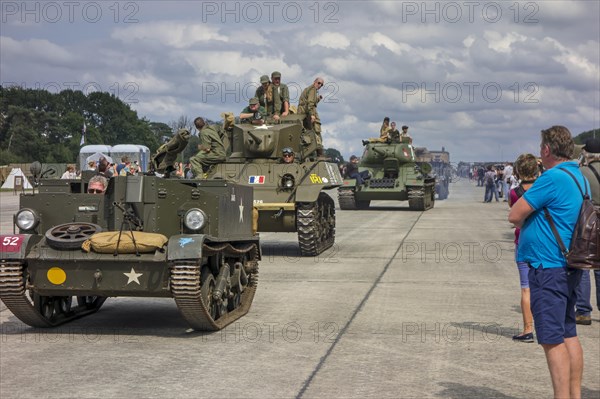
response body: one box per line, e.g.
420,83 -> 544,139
1,0 -> 599,162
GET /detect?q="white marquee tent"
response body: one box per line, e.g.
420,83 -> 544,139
1,168 -> 33,189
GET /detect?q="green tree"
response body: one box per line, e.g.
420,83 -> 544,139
325,148 -> 345,164
149,122 -> 173,144
574,129 -> 600,144
0,86 -> 161,162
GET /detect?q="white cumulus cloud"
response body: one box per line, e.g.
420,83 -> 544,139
112,22 -> 227,48
309,32 -> 350,49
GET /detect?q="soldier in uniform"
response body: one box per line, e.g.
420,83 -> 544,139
269,71 -> 290,121
151,128 -> 191,177
364,118 -> 396,144
254,75 -> 272,112
280,147 -> 296,164
380,117 -> 391,139
240,97 -> 267,125
298,77 -> 325,155
401,125 -> 410,138
189,117 -> 226,178
574,138 -> 600,326
388,121 -> 400,142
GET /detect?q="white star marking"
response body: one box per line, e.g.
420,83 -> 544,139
123,268 -> 143,285
239,198 -> 244,223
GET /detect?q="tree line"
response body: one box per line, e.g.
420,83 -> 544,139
0,86 -> 346,166
0,86 -> 169,164
574,129 -> 600,145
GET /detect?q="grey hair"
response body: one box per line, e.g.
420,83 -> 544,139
89,175 -> 108,189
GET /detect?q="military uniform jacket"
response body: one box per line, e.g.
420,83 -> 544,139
380,125 -> 391,138
581,160 -> 600,205
241,106 -> 267,123
298,85 -> 320,117
255,85 -> 270,111
271,84 -> 289,116
388,129 -> 400,141
199,126 -> 226,158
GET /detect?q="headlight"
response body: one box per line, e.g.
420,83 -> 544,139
281,174 -> 295,189
15,208 -> 39,231
184,208 -> 207,231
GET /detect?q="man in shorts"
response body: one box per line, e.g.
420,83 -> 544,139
508,126 -> 588,398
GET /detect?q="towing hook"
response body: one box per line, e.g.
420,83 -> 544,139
273,208 -> 284,219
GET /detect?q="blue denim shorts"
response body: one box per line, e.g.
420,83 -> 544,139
515,246 -> 529,289
517,262 -> 530,289
528,266 -> 582,345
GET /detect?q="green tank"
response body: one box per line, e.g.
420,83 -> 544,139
338,138 -> 436,210
0,164 -> 259,331
207,115 -> 343,256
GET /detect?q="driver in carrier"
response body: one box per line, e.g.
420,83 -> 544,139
87,175 -> 107,194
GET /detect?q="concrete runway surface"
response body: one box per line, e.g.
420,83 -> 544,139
1,180 -> 598,398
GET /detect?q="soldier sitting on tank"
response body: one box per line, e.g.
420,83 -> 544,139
345,155 -> 370,184
388,122 -> 401,142
363,117 -> 397,145
280,147 -> 296,164
380,117 -> 391,139
189,117 -> 226,178
401,125 -> 413,143
151,128 -> 191,178
240,97 -> 267,125
87,175 -> 108,194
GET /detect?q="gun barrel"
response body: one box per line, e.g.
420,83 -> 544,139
246,130 -> 263,145
371,147 -> 386,156
113,202 -> 142,227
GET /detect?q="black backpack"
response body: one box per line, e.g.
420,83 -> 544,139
544,168 -> 600,270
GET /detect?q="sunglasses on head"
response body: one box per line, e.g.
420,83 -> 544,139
87,188 -> 103,194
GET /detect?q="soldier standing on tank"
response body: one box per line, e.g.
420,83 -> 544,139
190,117 -> 226,178
298,77 -> 325,156
255,75 -> 272,112
269,71 -> 290,121
240,97 -> 267,125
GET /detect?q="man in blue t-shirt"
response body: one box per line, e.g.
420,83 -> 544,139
508,125 -> 588,399
116,156 -> 131,176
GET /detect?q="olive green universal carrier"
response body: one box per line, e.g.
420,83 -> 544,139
338,138 -> 436,210
207,115 -> 343,256
0,163 -> 260,331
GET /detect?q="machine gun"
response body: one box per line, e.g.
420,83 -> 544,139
112,201 -> 143,256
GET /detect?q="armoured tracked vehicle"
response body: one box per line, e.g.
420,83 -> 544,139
415,147 -> 452,200
0,164 -> 259,331
338,138 -> 435,210
207,115 -> 343,256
